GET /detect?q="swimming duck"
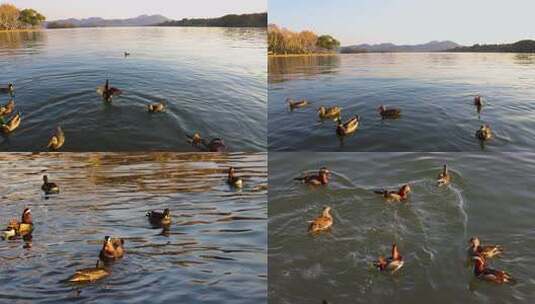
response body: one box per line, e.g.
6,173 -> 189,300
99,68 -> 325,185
375,243 -> 404,273
6,208 -> 33,235
99,236 -> 125,262
47,126 -> 65,150
1,112 -> 21,133
468,237 -> 504,259
294,167 -> 330,186
41,175 -> 60,194
227,167 -> 243,188
287,98 -> 309,110
475,125 -> 492,141
124,52 -> 131,57
97,79 -> 122,102
308,206 -> 333,233
69,260 -> 110,283
474,95 -> 483,107
146,208 -> 171,226
336,115 -> 360,136
317,106 -> 341,120
378,105 -> 401,119
374,184 -> 411,202
0,99 -> 15,116
186,133 -> 227,152
0,83 -> 14,94
472,256 -> 515,284
148,101 -> 166,113
436,164 -> 451,186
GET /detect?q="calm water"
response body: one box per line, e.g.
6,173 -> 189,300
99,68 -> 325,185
0,27 -> 266,151
268,53 -> 535,151
0,153 -> 267,303
269,153 -> 535,303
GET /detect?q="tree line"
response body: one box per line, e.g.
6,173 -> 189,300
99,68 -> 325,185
268,24 -> 340,55
0,3 -> 46,30
158,13 -> 266,28
448,40 -> 535,53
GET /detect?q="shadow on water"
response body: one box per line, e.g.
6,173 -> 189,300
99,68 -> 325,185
269,55 -> 341,84
0,152 -> 267,303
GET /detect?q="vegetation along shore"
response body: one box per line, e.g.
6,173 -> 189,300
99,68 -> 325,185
268,24 -> 340,56
0,3 -> 45,31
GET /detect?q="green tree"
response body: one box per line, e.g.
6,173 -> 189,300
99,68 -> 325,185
18,8 -> 45,27
316,35 -> 340,50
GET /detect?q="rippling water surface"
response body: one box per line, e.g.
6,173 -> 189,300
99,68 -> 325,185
269,152 -> 535,303
0,27 -> 266,151
269,53 -> 535,151
0,153 -> 267,303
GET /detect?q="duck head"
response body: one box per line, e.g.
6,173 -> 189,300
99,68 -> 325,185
375,256 -> 387,270
163,208 -> 171,220
399,184 -> 411,196
321,206 -> 332,217
190,133 -> 202,145
317,106 -> 326,115
228,167 -> 236,177
8,83 -> 14,92
21,208 -> 32,224
43,175 -> 49,183
319,167 -> 331,184
377,105 -> 385,113
469,237 -> 481,249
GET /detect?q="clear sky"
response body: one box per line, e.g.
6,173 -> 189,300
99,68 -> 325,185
6,0 -> 266,20
269,0 -> 535,46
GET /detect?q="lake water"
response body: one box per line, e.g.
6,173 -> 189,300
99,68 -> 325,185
0,27 -> 266,151
269,152 -> 535,303
268,53 -> 535,151
0,153 -> 267,303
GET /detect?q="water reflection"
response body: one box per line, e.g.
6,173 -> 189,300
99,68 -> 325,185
0,30 -> 45,53
0,152 -> 267,303
269,55 -> 341,83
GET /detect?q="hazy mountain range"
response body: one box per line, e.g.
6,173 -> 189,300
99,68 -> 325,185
341,40 -> 461,53
46,14 -> 170,28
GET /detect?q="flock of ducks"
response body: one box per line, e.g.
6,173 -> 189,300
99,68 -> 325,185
287,95 -> 493,143
2,167 -> 245,283
296,164 -> 516,285
1,69 -> 228,152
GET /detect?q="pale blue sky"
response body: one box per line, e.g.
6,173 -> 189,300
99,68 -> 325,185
7,0 -> 266,20
269,0 -> 535,46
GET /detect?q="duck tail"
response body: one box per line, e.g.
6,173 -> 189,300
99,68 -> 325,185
293,177 -> 305,181
373,190 -> 385,195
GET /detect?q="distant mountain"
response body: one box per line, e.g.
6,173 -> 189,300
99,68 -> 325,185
341,40 -> 461,53
46,14 -> 170,28
157,13 -> 267,28
447,40 -> 535,53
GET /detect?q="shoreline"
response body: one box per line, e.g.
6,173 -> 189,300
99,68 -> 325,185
268,53 -> 338,58
0,28 -> 42,33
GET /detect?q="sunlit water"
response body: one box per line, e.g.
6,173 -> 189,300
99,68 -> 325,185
0,27 -> 266,151
0,153 -> 267,303
269,152 -> 535,303
268,53 -> 535,151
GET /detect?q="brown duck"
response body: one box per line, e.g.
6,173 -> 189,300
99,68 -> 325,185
378,105 -> 401,119
97,79 -> 122,102
472,256 -> 515,284
468,237 -> 504,259
47,126 -> 65,150
227,167 -> 243,188
1,112 -> 21,133
374,184 -> 411,202
148,101 -> 166,112
308,206 -> 333,233
287,98 -> 309,110
317,106 -> 341,120
0,99 -> 15,116
294,167 -> 330,186
475,125 -> 492,141
336,115 -> 360,136
69,260 -> 110,283
99,236 -> 125,262
146,208 -> 171,226
436,164 -> 451,186
375,243 -> 404,273
186,133 -> 227,152
6,208 -> 33,236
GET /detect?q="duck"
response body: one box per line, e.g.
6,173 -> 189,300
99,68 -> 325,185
336,115 -> 360,136
124,52 -> 131,57
476,125 -> 492,141
317,106 -> 341,120
146,208 -> 171,226
468,237 -> 504,259
374,184 -> 411,202
1,112 -> 21,133
378,105 -> 401,119
474,95 -> 483,107
0,83 -> 14,94
0,99 -> 15,116
47,126 -> 65,150
436,164 -> 451,186
227,167 -> 243,188
99,236 -> 125,262
308,206 -> 333,233
294,167 -> 330,186
287,98 -> 309,110
374,243 -> 404,273
97,79 -> 122,102
69,260 -> 110,283
148,101 -> 166,113
41,175 -> 60,194
6,208 -> 33,235
186,133 -> 227,152
472,256 -> 515,284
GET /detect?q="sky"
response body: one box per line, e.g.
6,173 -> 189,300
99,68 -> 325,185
6,0 -> 266,20
269,0 -> 535,46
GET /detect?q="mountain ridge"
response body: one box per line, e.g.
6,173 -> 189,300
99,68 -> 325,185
341,40 -> 461,53
46,14 -> 170,28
